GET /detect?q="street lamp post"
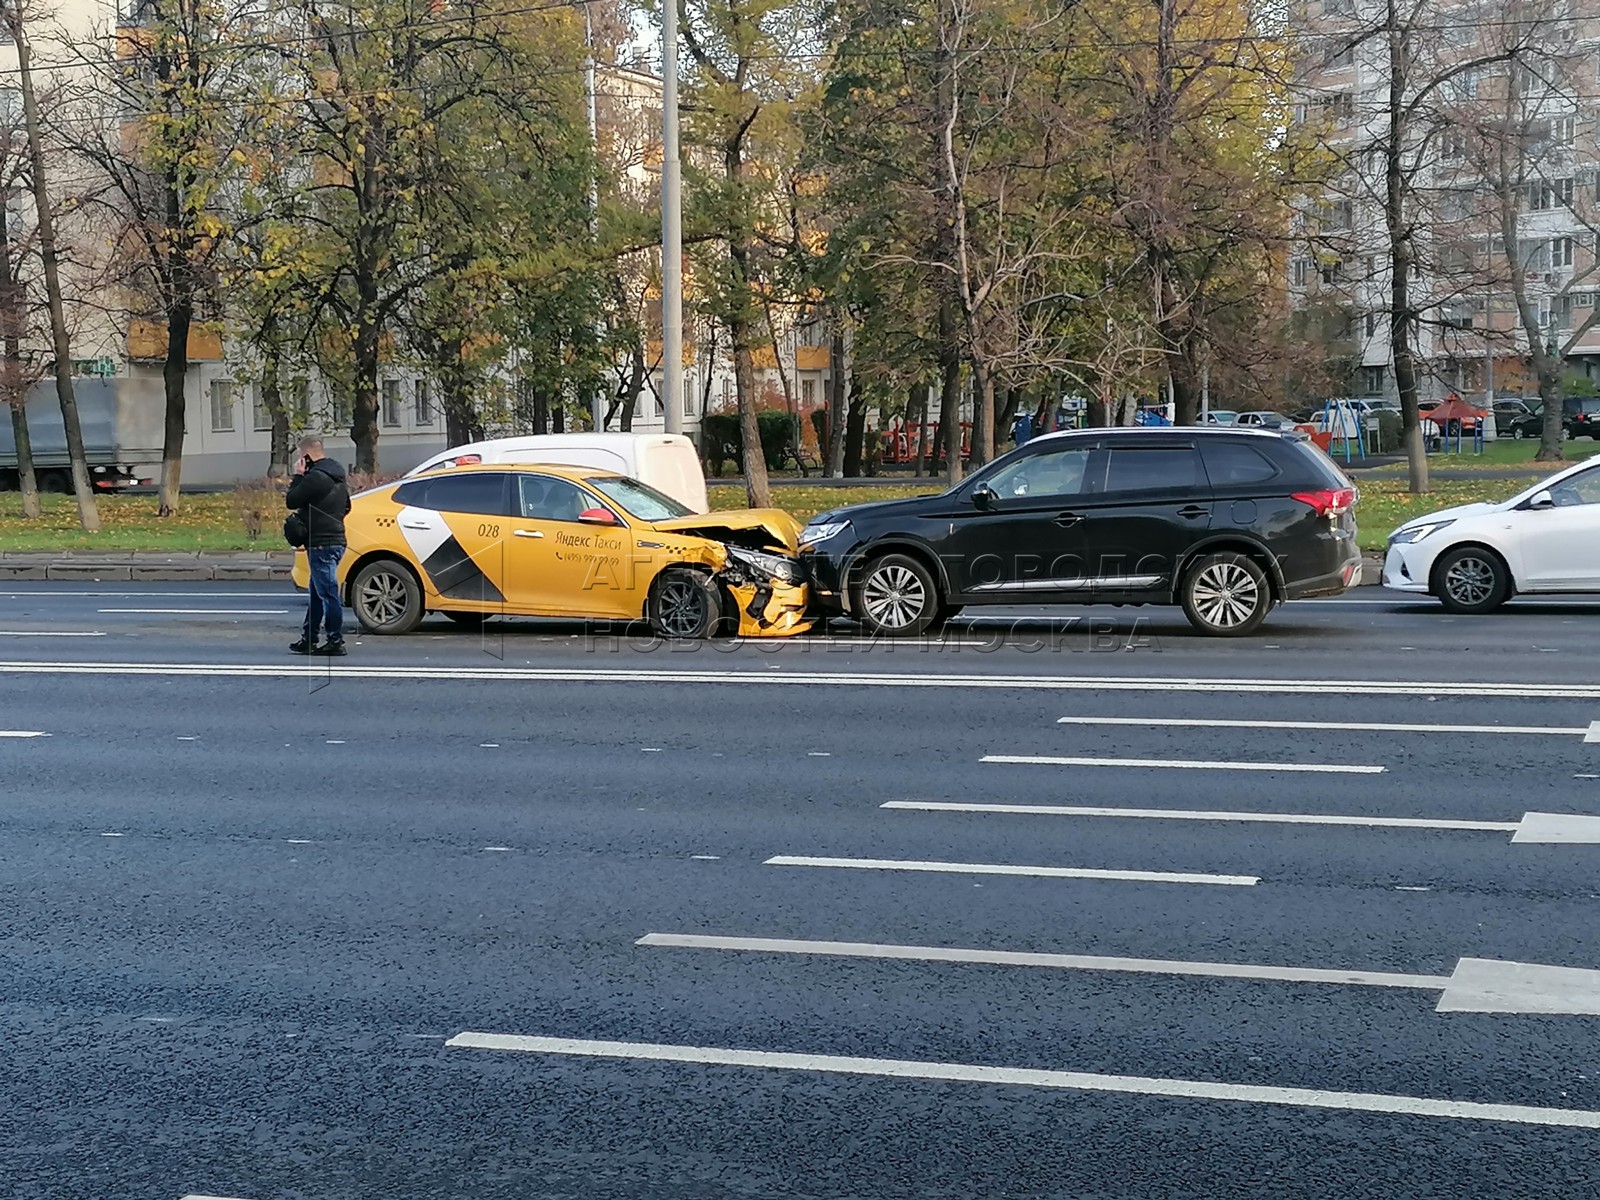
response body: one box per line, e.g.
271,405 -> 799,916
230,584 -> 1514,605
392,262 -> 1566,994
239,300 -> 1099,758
660,0 -> 684,435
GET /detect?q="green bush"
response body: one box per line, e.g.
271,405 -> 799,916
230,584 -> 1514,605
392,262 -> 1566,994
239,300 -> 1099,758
1371,411 -> 1403,454
810,407 -> 828,450
701,410 -> 800,472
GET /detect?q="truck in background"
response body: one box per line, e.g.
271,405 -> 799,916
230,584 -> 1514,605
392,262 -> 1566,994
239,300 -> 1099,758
0,377 -> 162,493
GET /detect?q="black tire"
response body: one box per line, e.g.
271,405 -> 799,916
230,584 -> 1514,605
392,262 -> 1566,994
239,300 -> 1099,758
648,567 -> 725,639
444,611 -> 492,628
853,552 -> 940,637
38,471 -> 70,494
1180,552 -> 1273,637
1511,426 -> 1525,441
350,558 -> 425,634
1433,546 -> 1510,614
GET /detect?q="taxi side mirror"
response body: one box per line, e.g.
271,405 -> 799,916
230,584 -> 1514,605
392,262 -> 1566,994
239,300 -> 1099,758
579,507 -> 619,525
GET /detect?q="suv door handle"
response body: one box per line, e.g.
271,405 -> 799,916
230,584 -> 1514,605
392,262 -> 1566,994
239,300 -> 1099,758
1054,511 -> 1084,528
1177,505 -> 1209,519
514,529 -> 544,539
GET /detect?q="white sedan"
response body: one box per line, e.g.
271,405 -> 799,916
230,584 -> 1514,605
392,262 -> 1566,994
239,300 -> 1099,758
1382,457 -> 1600,611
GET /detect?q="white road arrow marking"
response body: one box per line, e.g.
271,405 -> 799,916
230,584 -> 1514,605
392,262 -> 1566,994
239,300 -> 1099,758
1586,720 -> 1600,744
882,801 -> 1600,844
638,933 -> 1600,1017
446,1033 -> 1600,1128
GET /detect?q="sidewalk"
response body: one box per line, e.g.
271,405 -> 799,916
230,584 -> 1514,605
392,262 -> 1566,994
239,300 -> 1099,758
0,550 -> 295,582
0,549 -> 1386,587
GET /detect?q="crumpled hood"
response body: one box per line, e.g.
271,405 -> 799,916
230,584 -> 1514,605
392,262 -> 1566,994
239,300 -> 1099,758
650,508 -> 804,554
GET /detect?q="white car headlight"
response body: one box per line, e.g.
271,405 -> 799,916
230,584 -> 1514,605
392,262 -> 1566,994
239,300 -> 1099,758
1389,519 -> 1455,545
800,520 -> 850,544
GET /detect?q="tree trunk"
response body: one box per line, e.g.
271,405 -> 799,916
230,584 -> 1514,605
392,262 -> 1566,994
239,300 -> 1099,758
12,12 -> 98,531
997,387 -> 1022,449
618,340 -> 643,433
912,385 -> 928,476
825,329 -> 847,477
0,213 -> 38,518
351,313 -> 381,472
158,301 -> 191,515
733,341 -> 769,508
938,296 -> 963,487
1385,1 -> 1428,494
969,364 -> 995,466
263,351 -> 290,479
843,384 -> 868,477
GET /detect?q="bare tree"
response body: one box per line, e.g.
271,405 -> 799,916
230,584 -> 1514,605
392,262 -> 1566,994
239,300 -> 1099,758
4,0 -> 99,530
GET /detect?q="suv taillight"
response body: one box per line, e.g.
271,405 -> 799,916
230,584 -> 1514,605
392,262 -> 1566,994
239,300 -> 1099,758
1292,488 -> 1357,517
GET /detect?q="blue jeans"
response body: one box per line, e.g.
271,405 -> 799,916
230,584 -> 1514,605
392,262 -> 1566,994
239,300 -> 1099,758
304,546 -> 345,644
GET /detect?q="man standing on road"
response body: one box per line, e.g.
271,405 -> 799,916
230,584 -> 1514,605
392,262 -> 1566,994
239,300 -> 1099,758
285,436 -> 351,657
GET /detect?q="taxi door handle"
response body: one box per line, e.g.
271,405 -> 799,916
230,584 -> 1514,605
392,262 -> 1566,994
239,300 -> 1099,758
514,529 -> 544,539
400,520 -> 431,530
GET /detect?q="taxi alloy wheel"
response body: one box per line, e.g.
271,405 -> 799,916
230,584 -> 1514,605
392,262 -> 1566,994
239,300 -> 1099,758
649,567 -> 725,639
352,559 -> 425,635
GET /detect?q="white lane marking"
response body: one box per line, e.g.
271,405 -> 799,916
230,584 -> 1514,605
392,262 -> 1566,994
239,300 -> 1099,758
3,660 -> 1600,698
285,839 -> 313,845
482,846 -> 513,852
176,736 -> 199,741
808,751 -> 832,757
181,1194 -> 261,1199
641,747 -> 662,752
97,608 -> 288,615
636,934 -> 1448,990
479,743 -> 500,748
0,631 -> 106,637
983,754 -> 1385,775
0,730 -> 49,738
764,855 -> 1258,887
326,739 -> 345,744
444,1033 -> 1600,1128
1057,715 -> 1586,737
882,800 -> 1518,833
99,832 -> 125,838
1586,721 -> 1600,744
691,854 -> 721,861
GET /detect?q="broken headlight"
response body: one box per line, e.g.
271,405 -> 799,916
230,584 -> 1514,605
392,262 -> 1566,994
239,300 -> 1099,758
726,546 -> 806,584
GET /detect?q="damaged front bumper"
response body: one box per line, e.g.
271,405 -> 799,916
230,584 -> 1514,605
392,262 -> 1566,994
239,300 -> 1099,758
716,545 -> 816,637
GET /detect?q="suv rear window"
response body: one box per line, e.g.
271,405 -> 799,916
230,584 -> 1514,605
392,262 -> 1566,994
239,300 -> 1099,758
1200,441 -> 1281,486
1103,446 -> 1202,492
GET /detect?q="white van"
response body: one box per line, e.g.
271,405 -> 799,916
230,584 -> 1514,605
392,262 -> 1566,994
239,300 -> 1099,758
405,433 -> 710,513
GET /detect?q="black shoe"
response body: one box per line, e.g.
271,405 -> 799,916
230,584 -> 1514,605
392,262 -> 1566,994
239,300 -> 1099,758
313,641 -> 347,657
289,639 -> 314,655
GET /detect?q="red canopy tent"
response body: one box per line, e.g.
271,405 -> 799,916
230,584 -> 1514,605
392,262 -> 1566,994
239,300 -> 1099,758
1424,398 -> 1488,427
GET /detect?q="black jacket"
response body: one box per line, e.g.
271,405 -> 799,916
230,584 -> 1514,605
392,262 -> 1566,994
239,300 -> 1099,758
285,457 -> 351,548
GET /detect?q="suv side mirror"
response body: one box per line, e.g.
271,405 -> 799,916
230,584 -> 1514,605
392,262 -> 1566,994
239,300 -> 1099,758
1527,489 -> 1554,511
972,483 -> 998,511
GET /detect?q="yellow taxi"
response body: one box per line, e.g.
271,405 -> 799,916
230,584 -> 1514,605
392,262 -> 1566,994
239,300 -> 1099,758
290,464 -> 813,638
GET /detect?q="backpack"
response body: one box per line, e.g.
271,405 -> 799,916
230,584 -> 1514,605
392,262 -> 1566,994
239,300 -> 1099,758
283,511 -> 309,549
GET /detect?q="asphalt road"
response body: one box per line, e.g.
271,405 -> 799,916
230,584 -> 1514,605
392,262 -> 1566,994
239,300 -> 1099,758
2,583 -> 1599,1200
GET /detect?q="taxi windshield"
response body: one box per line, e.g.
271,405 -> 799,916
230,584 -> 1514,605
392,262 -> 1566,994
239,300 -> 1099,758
589,475 -> 693,521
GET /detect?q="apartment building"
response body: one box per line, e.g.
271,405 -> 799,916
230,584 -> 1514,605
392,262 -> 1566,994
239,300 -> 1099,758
1289,0 -> 1600,404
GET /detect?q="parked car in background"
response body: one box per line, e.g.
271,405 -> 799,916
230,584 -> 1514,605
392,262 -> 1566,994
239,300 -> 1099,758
1205,410 -> 1240,425
1237,411 -> 1295,429
1493,399 -> 1535,437
1383,456 -> 1600,611
406,433 -> 710,512
1503,396 -> 1600,441
799,427 -> 1362,638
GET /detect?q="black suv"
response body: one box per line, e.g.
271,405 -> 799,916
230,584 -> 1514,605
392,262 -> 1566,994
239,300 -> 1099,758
798,428 -> 1361,637
1507,396 -> 1600,440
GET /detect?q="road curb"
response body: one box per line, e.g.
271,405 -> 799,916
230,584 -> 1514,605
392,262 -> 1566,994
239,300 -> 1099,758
1358,556 -> 1384,587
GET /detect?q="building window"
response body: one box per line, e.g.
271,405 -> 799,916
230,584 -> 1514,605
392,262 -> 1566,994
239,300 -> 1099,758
1320,199 -> 1353,231
1529,179 -> 1574,211
1327,40 -> 1354,69
382,379 -> 403,428
1440,126 -> 1466,161
251,384 -> 273,432
1577,292 -> 1595,309
1361,366 -> 1385,396
1554,236 -> 1575,268
1292,259 -> 1309,287
1320,258 -> 1344,286
415,380 -> 434,426
801,379 -> 817,408
1364,312 -> 1378,338
331,391 -> 352,429
1452,69 -> 1479,100
1323,0 -> 1354,16
721,378 -> 732,407
209,379 -> 236,433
